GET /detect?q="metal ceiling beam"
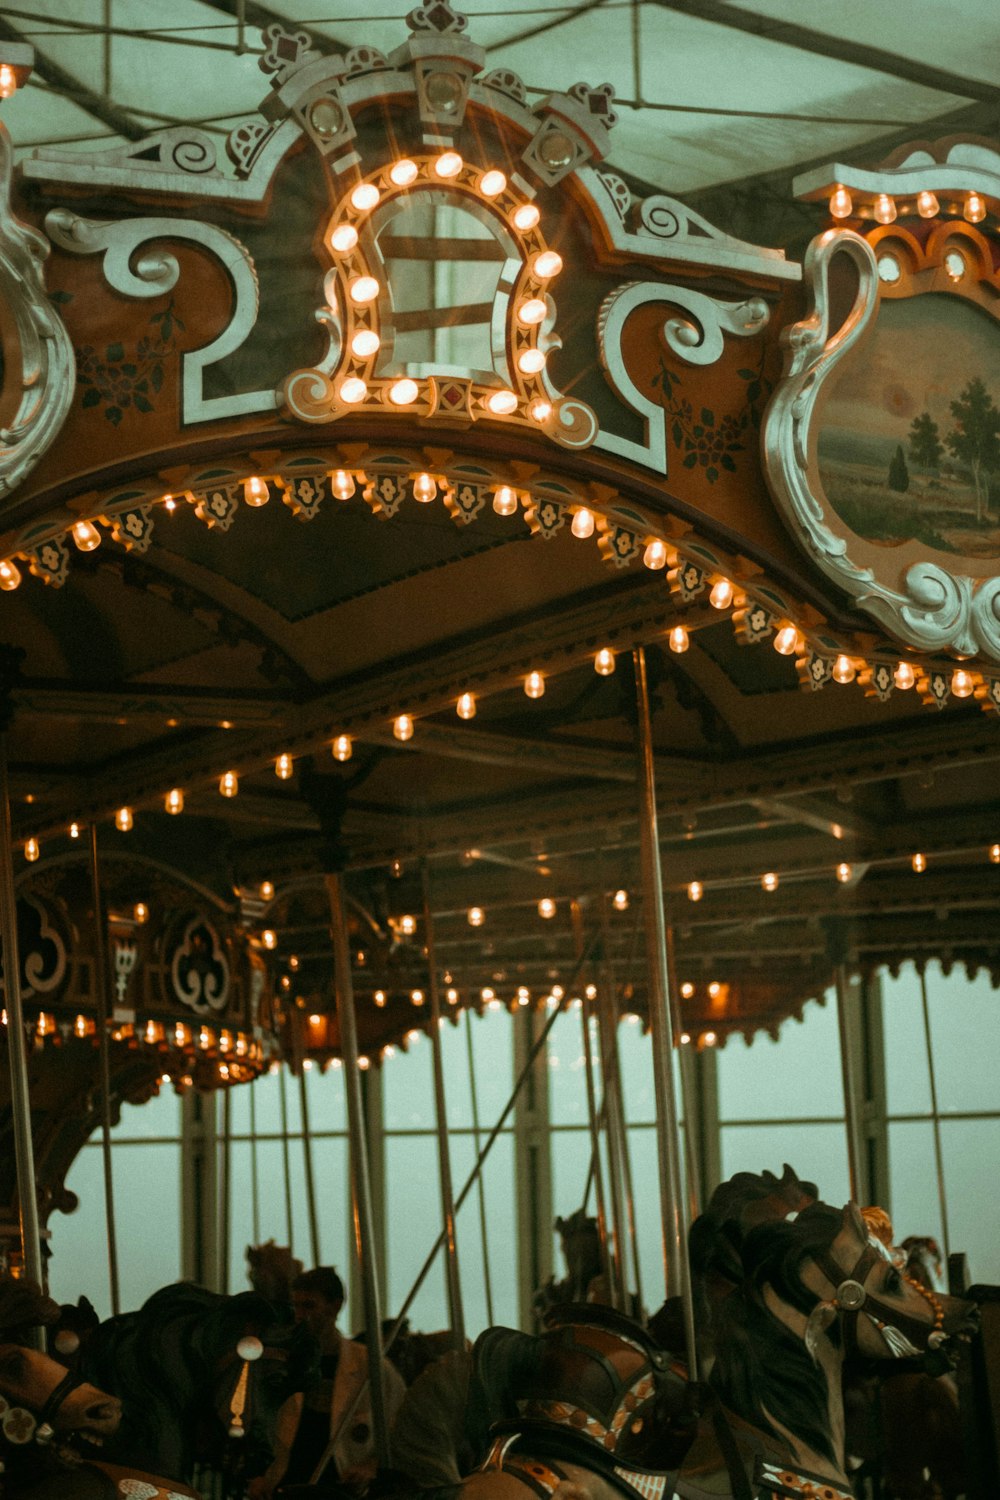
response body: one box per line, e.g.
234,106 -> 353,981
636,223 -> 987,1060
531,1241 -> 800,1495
749,793 -> 875,842
0,17 -> 148,141
12,684 -> 290,729
358,722 -> 637,784
645,1 -> 1000,105
195,0 -> 348,54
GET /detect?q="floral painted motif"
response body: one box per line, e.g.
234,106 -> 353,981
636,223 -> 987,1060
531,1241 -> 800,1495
652,349 -> 771,484
76,298 -> 184,426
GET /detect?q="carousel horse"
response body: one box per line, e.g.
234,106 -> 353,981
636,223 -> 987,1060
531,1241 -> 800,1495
533,1212 -> 608,1324
71,1281 -> 316,1490
0,1274 -> 130,1500
247,1240 -> 304,1310
442,1171 -> 975,1500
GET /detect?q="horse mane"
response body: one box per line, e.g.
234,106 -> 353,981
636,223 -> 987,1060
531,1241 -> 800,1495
696,1197 -> 845,1466
0,1275 -> 59,1340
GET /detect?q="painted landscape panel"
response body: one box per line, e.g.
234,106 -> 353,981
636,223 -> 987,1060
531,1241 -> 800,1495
816,293 -> 1000,559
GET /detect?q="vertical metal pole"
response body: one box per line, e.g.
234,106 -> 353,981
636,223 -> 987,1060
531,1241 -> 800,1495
834,962 -> 864,1202
249,1083 -> 261,1245
88,824 -> 121,1316
632,647 -> 697,1375
464,1011 -> 494,1326
596,894 -> 631,1307
220,1087 -> 232,1293
103,0 -> 112,97
664,925 -> 702,1223
299,1064 -> 321,1266
0,737 -> 44,1306
326,872 -> 389,1468
421,862 -> 465,1342
918,967 -> 951,1259
278,1063 -> 294,1250
580,989 -> 616,1304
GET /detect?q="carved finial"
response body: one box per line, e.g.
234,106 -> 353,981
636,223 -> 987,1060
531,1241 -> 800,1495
406,0 -> 469,35
259,24 -> 319,77
568,81 -> 618,128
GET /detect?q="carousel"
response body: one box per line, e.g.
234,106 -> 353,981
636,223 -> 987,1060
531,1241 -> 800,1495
0,2 -> 998,1497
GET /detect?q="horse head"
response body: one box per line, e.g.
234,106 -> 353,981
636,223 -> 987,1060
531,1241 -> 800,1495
246,1241 -> 303,1306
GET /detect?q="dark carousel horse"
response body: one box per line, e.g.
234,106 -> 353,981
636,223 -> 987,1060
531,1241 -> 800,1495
442,1169 -> 976,1500
67,1281 -> 316,1494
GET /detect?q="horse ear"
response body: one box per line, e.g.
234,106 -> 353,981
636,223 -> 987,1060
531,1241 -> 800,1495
841,1202 -> 868,1243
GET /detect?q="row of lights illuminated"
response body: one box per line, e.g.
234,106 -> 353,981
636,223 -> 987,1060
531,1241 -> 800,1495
682,844 -> 1000,900
2,487 -> 979,703
829,187 -> 989,224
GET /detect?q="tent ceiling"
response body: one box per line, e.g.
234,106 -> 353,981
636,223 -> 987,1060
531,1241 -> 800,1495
3,0 -> 999,201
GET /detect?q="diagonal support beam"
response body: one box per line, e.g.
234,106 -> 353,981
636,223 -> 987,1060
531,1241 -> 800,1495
750,793 -> 876,842
0,18 -> 147,142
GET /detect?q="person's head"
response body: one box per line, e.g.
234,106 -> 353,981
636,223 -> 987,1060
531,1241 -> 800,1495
291,1267 -> 344,1340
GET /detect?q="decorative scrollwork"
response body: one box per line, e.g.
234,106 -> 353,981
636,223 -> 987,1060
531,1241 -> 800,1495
763,228 -> 1000,662
0,123 -> 75,501
44,208 -> 268,424
169,916 -> 230,1016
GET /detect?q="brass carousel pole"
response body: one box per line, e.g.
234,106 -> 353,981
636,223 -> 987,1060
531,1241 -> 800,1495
918,966 -> 951,1259
249,1082 -> 261,1245
0,730 -> 44,1303
833,959 -> 864,1202
421,861 -> 465,1343
596,891 -> 633,1308
580,984 -> 617,1305
278,1061 -> 295,1250
326,871 -> 390,1468
632,646 -> 697,1374
220,1086 -> 232,1293
88,824 -> 121,1316
464,1010 -> 495,1325
298,1060 -> 321,1266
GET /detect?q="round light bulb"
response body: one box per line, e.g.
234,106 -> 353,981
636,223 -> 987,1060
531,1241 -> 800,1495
390,378 -> 419,406
275,753 -> 293,780
457,692 -> 476,720
331,469 -> 356,499
989,844 -> 1000,865
829,186 -> 853,219
434,151 -> 463,179
399,914 -> 417,935
612,889 -> 628,911
260,881 -> 274,900
68,822 -> 80,839
349,275 -> 379,305
487,389 -> 518,416
412,472 -> 436,503
351,182 -> 380,212
0,64 -> 17,99
332,734 -> 353,761
72,520 -> 101,552
524,670 -> 545,699
339,377 -> 367,404
571,508 -> 595,539
134,902 -> 148,923
894,661 -> 916,690
513,203 -> 540,231
220,770 -> 239,798
532,250 -> 563,279
244,475 -> 269,507
538,898 -> 556,920
116,806 -> 133,832
951,669 -> 974,698
709,578 -> 734,610
643,539 -> 667,570
351,329 -> 380,358
468,906 -> 485,927
374,990 -> 386,1006
832,654 -> 856,684
873,193 -> 897,224
480,169 -> 506,197
0,559 -> 21,591
517,297 -> 547,326
668,625 -> 689,654
917,190 -> 939,218
394,714 -> 414,741
687,881 -> 703,902
761,871 -> 779,892
518,347 -> 546,375
912,852 -> 927,874
964,192 -> 986,223
594,648 -> 615,676
528,398 -> 551,422
836,862 -> 852,883
390,158 -> 419,187
262,929 -> 277,950
165,788 -> 184,815
24,837 -> 39,862
493,485 -> 518,516
410,989 -> 424,1006
331,223 -> 359,253
773,625 -> 799,656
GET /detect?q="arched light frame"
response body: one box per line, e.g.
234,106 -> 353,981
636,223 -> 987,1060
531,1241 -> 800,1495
284,152 -> 596,446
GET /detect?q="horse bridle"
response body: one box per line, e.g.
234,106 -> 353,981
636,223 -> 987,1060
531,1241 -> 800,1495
811,1239 -> 945,1357
33,1366 -> 90,1437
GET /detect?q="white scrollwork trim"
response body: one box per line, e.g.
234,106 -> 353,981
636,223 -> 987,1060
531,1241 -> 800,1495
596,281 -> 769,475
43,208 -> 274,424
763,228 -> 1000,662
0,124 -> 75,501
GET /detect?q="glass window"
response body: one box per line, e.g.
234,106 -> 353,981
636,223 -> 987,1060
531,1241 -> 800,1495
720,1122 -> 851,1206
717,996 -> 845,1121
